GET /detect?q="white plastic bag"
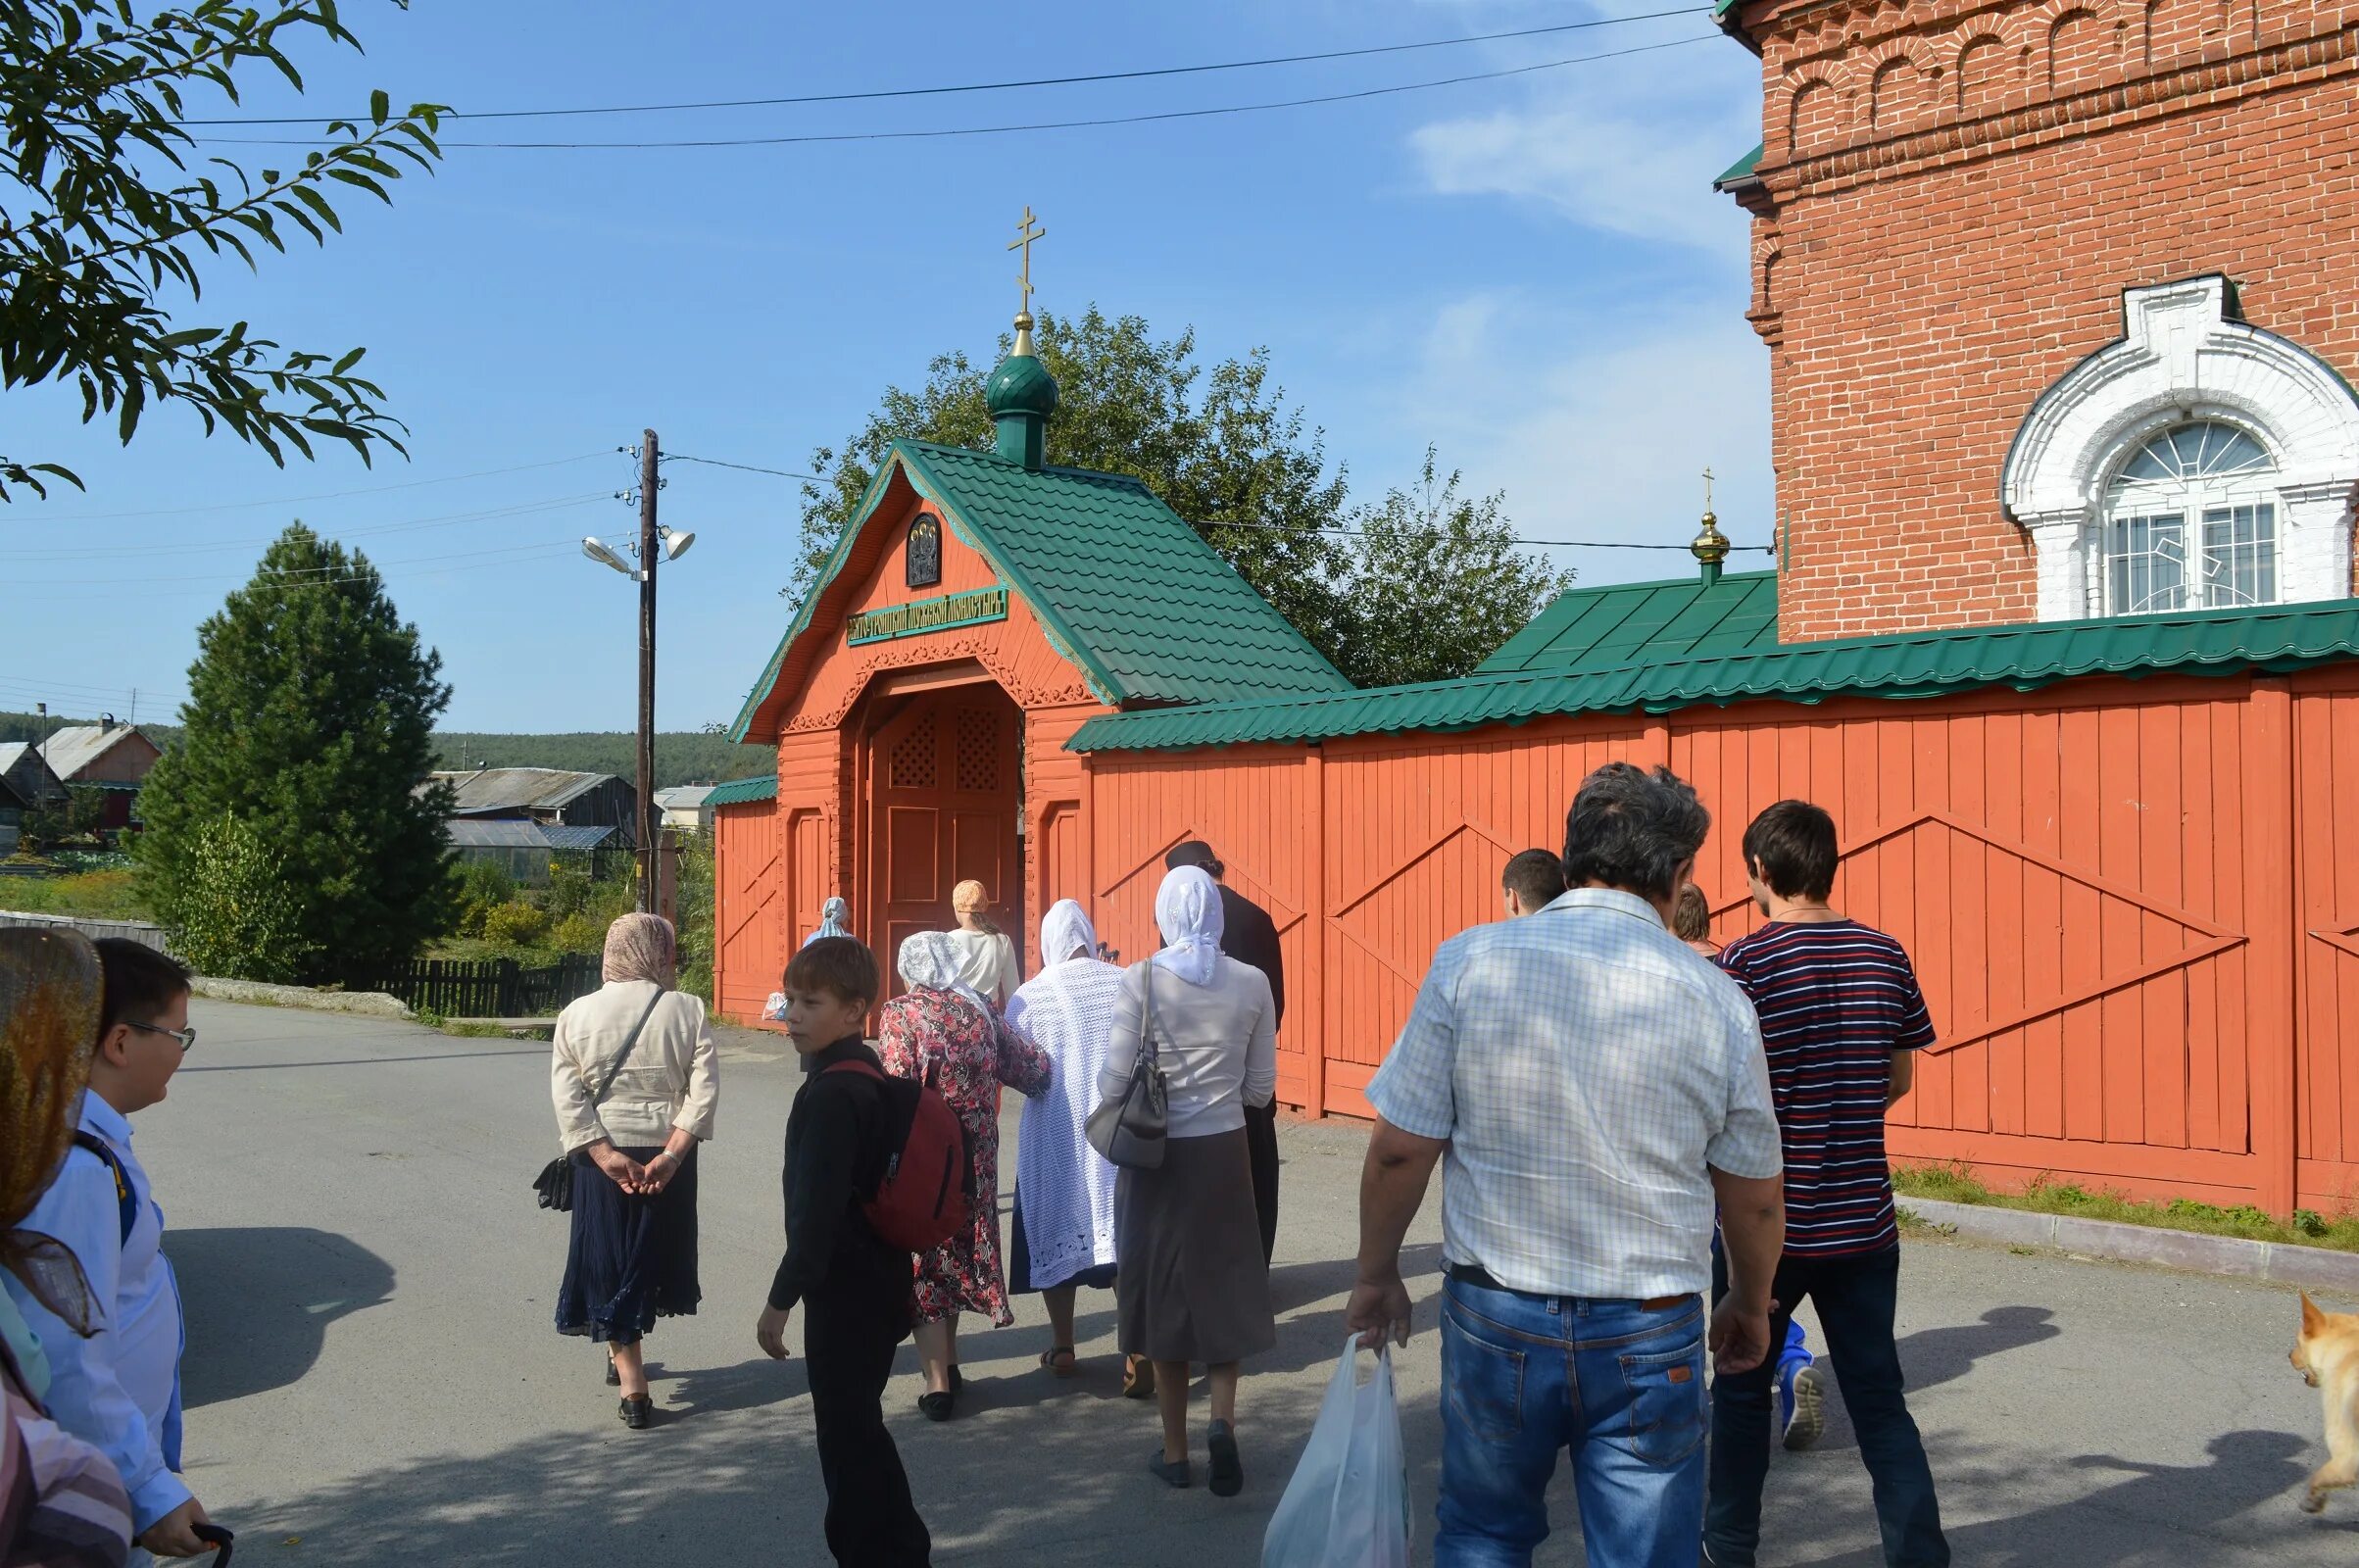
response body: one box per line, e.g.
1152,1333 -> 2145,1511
1263,1337 -> 1411,1568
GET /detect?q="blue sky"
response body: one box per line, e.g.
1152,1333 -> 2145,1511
0,0 -> 1770,733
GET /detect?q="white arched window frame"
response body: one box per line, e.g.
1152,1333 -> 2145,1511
2002,275 -> 2359,621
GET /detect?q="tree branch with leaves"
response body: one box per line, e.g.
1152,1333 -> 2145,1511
0,0 -> 446,500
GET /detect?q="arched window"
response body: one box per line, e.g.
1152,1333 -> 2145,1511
2002,276 -> 2359,621
2100,421 -> 2277,613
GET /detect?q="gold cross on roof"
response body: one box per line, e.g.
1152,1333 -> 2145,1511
1702,466 -> 1716,514
1009,205 -> 1047,317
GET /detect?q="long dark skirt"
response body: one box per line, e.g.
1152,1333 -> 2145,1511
555,1144 -> 701,1346
1115,1128 -> 1274,1365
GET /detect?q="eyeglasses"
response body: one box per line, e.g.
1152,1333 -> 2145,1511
125,1020 -> 197,1054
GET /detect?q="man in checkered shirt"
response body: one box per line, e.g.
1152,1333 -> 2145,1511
1348,762 -> 1788,1568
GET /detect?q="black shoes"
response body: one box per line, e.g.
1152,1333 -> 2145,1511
1206,1420 -> 1243,1497
618,1395 -> 653,1430
917,1391 -> 956,1422
1147,1450 -> 1193,1489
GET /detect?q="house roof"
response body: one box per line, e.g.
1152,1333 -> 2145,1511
1068,598 -> 2359,753
730,439 -> 1352,741
1476,569 -> 1780,675
445,818 -> 620,850
653,785 -> 716,810
0,743 -> 66,802
35,724 -> 155,781
431,767 -> 617,814
707,773 -> 778,808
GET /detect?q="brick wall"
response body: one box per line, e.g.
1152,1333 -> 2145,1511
1729,0 -> 2359,640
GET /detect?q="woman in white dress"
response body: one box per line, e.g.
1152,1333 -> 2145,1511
942,879 -> 1020,1010
1005,900 -> 1126,1381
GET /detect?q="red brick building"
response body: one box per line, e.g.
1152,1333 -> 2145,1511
1716,0 -> 2359,640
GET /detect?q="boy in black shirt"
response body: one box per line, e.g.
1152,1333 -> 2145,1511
756,937 -> 932,1567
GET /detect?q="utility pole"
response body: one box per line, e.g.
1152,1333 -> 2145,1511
636,428 -> 660,914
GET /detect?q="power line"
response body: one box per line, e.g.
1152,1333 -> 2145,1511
199,35 -> 1717,150
10,531 -> 632,587
0,493 -> 613,562
177,9 -> 1706,125
662,453 -> 825,482
15,452 -> 611,522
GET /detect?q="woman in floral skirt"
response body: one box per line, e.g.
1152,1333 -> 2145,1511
879,932 -> 1051,1421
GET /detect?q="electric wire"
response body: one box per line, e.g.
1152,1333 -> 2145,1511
0,492 -> 614,562
176,9 -> 1708,125
199,35 -> 1718,150
15,452 -> 611,522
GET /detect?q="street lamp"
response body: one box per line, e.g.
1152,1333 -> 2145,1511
580,430 -> 695,913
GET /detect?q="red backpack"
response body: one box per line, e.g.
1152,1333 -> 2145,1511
823,1059 -> 972,1253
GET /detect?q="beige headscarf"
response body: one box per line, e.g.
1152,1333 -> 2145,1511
602,912 -> 677,987
951,879 -> 999,935
1,929 -> 104,1331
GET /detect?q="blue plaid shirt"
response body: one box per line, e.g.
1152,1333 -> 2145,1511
1367,888 -> 1783,1299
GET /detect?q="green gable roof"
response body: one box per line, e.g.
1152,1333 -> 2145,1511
707,773 -> 778,808
1068,599 -> 2359,753
1477,569 -> 1779,675
729,440 -> 1350,741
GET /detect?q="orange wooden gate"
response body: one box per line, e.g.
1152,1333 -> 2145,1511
864,691 -> 1023,996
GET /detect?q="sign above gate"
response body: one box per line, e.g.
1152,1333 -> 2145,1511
846,586 -> 1009,646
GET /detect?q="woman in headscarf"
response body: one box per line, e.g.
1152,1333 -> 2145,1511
1106,864 -> 1278,1498
800,896 -> 851,948
549,913 -> 719,1430
1004,901 -> 1127,1385
877,931 -> 1051,1421
941,880 -> 1020,1011
0,928 -> 134,1566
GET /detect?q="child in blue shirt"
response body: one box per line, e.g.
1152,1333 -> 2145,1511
6,939 -> 215,1558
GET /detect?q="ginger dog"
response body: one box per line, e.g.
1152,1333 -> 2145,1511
2291,1291 -> 2359,1512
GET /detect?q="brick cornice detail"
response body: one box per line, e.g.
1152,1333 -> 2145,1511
1761,23 -> 2359,200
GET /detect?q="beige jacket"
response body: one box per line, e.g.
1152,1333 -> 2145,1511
550,980 -> 720,1153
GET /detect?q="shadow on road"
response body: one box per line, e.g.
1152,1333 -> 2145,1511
1898,1305 -> 2062,1392
174,1226 -> 394,1409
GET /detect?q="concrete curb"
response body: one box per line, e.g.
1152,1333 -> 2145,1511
1901,1196 -> 2359,1294
189,976 -> 413,1019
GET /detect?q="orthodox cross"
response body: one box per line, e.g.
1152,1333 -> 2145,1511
1009,206 -> 1047,315
1701,466 -> 1716,514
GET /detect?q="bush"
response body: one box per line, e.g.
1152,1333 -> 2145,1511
451,859 -> 515,937
480,901 -> 550,948
551,912 -> 606,955
152,813 -> 314,982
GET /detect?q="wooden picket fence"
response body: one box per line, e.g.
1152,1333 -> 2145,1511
359,954 -> 602,1018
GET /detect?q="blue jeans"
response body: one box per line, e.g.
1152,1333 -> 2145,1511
1436,1274 -> 1708,1568
1705,1248 -> 1948,1567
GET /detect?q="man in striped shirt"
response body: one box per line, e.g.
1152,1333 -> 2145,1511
1703,800 -> 1950,1568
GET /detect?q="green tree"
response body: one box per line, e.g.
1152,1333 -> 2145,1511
1330,448 -> 1573,687
795,307 -> 1353,672
19,783 -> 106,851
150,811 -> 312,982
0,1 -> 445,500
136,522 -> 455,981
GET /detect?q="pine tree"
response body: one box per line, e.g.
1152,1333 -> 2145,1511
137,524 -> 455,982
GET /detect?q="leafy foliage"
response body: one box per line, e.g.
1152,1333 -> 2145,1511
150,811 -> 312,982
1328,449 -> 1573,688
18,784 -> 108,852
449,858 -> 513,937
134,522 -> 455,982
794,307 -> 1355,674
673,829 -> 714,1004
477,900 -> 548,948
0,1 -> 446,499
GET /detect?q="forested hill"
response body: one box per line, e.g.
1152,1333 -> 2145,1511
0,712 -> 771,791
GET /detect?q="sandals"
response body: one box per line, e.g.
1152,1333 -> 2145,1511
1147,1449 -> 1193,1489
1122,1355 -> 1156,1399
1207,1419 -> 1244,1497
1040,1346 -> 1078,1379
617,1395 -> 653,1430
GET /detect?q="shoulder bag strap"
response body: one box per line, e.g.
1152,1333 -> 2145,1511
1137,958 -> 1159,1068
589,987 -> 667,1106
71,1129 -> 138,1248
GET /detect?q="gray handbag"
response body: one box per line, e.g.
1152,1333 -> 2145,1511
1086,958 -> 1169,1169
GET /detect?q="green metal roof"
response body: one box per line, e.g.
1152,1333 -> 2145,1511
1477,569 -> 1779,675
730,439 -> 1350,741
707,773 -> 778,808
1068,598 -> 2359,754
1714,143 -> 1764,190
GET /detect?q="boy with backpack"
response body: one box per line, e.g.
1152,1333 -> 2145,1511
756,935 -> 936,1568
6,939 -> 216,1559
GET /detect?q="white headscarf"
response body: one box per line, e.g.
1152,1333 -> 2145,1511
1040,899 -> 1097,967
898,930 -> 991,1012
1151,865 -> 1225,986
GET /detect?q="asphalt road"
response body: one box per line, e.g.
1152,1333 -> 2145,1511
127,998 -> 2358,1564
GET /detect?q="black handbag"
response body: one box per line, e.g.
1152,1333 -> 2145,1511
535,988 -> 666,1212
1086,959 -> 1169,1170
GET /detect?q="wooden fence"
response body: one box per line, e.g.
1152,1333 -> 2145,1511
360,954 -> 602,1018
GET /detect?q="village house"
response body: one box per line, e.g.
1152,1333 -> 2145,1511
34,719 -> 163,832
712,0 -> 2359,1218
0,742 -> 69,853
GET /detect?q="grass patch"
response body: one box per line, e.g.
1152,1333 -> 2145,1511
0,868 -> 152,922
1892,1160 -> 2359,1253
